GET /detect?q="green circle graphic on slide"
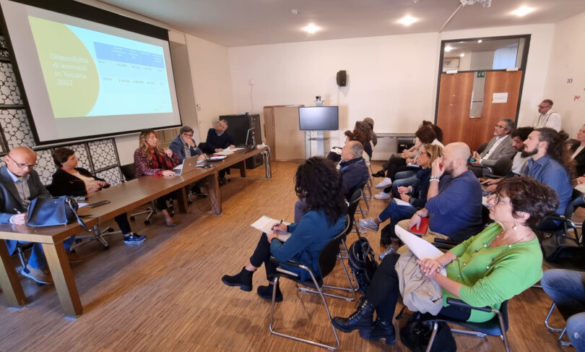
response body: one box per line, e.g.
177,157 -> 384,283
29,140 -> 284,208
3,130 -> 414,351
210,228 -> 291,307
29,16 -> 99,118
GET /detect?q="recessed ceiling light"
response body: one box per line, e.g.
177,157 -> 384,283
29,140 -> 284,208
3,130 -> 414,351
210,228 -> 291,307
302,23 -> 321,34
444,45 -> 454,52
291,9 -> 299,15
397,15 -> 418,26
477,39 -> 483,43
511,6 -> 535,17
460,53 -> 465,57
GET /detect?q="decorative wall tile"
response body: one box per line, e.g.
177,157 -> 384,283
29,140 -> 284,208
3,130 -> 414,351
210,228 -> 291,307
35,149 -> 56,185
96,166 -> 123,186
69,143 -> 90,170
0,62 -> 22,105
0,37 -> 9,61
89,139 -> 117,169
0,109 -> 35,148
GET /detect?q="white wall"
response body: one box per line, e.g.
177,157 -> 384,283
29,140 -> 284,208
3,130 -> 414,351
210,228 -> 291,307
544,11 -> 585,137
440,24 -> 555,128
229,33 -> 441,144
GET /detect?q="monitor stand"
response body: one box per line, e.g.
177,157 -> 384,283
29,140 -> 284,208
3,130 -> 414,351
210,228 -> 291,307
305,131 -> 328,159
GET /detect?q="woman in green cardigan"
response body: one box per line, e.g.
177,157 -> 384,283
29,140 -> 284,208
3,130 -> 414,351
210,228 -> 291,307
332,176 -> 559,345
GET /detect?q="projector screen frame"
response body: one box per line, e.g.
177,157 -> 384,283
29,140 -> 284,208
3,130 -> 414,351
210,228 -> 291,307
0,0 -> 183,145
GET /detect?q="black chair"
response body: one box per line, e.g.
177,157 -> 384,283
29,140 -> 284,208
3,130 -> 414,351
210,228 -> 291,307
269,229 -> 349,350
347,186 -> 365,236
120,163 -> 156,224
420,297 -> 510,352
544,302 -> 572,347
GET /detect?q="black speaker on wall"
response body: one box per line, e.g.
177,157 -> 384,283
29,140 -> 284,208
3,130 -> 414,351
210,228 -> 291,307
336,70 -> 347,87
219,113 -> 264,169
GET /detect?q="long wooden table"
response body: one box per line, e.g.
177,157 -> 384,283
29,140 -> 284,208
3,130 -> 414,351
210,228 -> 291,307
0,146 -> 270,316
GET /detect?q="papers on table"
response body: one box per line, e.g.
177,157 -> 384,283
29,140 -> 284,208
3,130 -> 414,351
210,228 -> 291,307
251,215 -> 291,242
215,147 -> 244,156
395,225 -> 446,275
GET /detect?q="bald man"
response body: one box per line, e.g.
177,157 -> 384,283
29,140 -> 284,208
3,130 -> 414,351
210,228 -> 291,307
408,142 -> 483,243
1,146 -> 53,284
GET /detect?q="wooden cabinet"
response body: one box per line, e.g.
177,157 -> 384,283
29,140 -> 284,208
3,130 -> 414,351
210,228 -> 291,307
263,105 -> 306,161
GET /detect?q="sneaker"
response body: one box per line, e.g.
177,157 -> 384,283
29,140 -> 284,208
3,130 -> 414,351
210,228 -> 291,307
21,266 -> 53,285
374,192 -> 391,200
257,284 -> 283,302
124,233 -> 146,244
359,218 -> 379,232
375,177 -> 392,189
379,246 -> 397,260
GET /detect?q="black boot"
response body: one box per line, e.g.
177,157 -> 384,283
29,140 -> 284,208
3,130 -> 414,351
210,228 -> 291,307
372,170 -> 385,178
332,299 -> 375,333
257,283 -> 283,302
360,319 -> 396,345
221,267 -> 253,291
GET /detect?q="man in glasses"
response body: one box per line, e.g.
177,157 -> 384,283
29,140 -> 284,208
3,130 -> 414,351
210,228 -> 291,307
470,118 -> 516,176
533,99 -> 561,132
169,125 -> 206,164
1,146 -> 53,284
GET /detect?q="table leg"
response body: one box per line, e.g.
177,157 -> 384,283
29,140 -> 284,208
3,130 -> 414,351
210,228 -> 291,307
42,243 -> 82,317
262,150 -> 271,179
0,241 -> 26,307
177,187 -> 189,213
207,173 -> 221,215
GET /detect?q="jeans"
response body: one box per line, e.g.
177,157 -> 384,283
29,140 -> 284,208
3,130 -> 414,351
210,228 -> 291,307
6,236 -> 74,270
378,199 -> 417,223
387,174 -> 419,196
566,193 -> 585,218
114,213 -> 132,234
542,269 -> 585,351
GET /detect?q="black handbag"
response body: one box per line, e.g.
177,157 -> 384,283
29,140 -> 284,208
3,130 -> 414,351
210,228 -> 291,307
400,313 -> 456,352
540,217 -> 585,263
26,196 -> 89,230
348,237 -> 378,294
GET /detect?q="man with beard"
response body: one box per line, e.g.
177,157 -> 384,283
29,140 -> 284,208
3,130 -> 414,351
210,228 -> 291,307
521,128 -> 572,218
406,142 -> 483,243
509,127 -> 533,175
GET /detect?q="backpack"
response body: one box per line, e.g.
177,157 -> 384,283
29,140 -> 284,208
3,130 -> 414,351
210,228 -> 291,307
348,237 -> 378,294
400,312 -> 457,352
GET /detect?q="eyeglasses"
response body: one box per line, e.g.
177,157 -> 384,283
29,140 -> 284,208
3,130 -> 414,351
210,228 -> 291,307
538,105 -> 550,109
6,155 -> 36,169
495,125 -> 506,129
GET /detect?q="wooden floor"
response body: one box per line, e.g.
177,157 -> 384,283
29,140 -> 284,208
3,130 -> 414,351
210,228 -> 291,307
0,161 -> 572,351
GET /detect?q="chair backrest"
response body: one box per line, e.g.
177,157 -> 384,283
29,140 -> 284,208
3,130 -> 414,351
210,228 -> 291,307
120,164 -> 136,181
491,157 -> 513,176
318,229 -> 347,279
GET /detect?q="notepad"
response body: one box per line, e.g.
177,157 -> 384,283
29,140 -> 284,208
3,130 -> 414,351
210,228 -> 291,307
395,225 -> 446,275
251,215 -> 291,242
215,147 -> 244,156
409,216 -> 429,235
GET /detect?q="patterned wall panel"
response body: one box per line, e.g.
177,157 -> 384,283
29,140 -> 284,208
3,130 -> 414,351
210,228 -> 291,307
0,109 -> 35,148
35,149 -> 57,185
88,139 -> 118,170
96,166 -> 123,186
0,62 -> 22,105
69,143 -> 90,170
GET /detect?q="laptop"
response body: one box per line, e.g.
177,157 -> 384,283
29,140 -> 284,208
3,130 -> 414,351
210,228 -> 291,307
174,156 -> 199,176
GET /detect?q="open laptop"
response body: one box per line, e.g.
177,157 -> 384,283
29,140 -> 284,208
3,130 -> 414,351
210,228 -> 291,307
174,156 -> 199,176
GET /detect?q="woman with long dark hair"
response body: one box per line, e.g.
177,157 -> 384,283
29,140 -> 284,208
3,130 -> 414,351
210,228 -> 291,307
221,157 -> 347,301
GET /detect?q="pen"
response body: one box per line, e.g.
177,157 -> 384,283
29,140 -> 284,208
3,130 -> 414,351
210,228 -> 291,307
13,208 -> 21,214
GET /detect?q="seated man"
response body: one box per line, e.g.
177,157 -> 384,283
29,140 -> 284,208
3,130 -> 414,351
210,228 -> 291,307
294,140 -> 369,222
542,269 -> 585,351
509,126 -> 533,175
470,118 -> 516,176
406,142 -> 483,243
169,126 -> 207,163
1,147 -> 57,284
203,119 -> 235,154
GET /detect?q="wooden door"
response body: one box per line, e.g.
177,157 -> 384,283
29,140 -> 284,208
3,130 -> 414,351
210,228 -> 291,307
436,71 -> 523,151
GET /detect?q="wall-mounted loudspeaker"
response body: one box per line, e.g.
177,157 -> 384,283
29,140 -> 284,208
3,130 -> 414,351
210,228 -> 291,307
336,70 -> 347,87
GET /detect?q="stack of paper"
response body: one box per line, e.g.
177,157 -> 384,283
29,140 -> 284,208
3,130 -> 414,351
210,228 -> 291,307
251,215 -> 291,242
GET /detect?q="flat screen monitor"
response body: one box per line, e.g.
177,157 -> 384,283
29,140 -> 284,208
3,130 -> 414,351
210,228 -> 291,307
298,106 -> 339,131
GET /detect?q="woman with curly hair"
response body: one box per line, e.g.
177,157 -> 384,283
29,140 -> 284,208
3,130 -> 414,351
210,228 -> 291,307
222,157 -> 347,301
345,120 -> 374,159
134,129 -> 180,226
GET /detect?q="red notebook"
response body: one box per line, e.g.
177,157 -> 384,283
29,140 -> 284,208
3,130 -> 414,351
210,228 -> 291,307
409,216 -> 429,235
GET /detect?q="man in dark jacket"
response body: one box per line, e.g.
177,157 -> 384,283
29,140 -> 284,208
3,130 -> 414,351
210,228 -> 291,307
203,120 -> 235,154
169,126 -> 206,163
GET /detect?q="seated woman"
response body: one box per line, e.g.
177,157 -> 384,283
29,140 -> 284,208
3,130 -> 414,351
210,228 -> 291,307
49,148 -> 146,244
134,129 -> 180,227
221,157 -> 347,301
359,144 -> 442,246
332,176 -> 558,344
374,123 -> 443,200
345,121 -> 373,160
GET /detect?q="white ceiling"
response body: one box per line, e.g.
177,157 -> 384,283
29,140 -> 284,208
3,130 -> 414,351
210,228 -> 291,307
96,0 -> 585,47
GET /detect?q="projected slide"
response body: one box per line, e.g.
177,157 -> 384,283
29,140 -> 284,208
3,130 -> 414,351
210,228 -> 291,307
28,16 -> 172,118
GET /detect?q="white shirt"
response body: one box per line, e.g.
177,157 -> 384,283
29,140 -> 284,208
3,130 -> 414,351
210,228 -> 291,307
533,111 -> 561,132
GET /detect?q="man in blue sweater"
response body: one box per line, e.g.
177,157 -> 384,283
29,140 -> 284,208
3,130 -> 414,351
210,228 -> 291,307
408,142 -> 483,243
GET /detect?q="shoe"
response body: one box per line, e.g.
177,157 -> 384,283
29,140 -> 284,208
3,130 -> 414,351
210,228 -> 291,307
332,299 -> 375,333
165,218 -> 177,227
221,267 -> 253,291
124,233 -> 146,244
359,218 -> 379,232
257,283 -> 283,302
374,192 -> 391,200
67,251 -> 83,263
21,266 -> 53,285
372,170 -> 385,178
375,177 -> 392,189
360,319 -> 396,345
379,246 -> 397,260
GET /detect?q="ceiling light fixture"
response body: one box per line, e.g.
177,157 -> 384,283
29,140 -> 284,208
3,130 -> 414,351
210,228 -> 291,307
302,23 -> 321,34
511,6 -> 535,17
477,39 -> 483,43
444,45 -> 454,52
460,53 -> 465,57
397,15 -> 418,26
460,0 -> 492,8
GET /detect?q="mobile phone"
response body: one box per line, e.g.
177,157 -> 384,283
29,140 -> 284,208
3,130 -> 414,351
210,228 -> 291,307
87,200 -> 111,208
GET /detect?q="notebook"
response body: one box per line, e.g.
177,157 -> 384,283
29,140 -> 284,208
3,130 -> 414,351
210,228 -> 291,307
174,156 -> 199,176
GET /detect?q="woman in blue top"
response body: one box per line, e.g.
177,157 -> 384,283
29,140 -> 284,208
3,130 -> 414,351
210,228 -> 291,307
222,157 -> 347,301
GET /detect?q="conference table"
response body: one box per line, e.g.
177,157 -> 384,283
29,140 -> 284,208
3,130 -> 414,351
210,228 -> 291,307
0,146 -> 270,316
